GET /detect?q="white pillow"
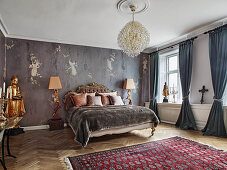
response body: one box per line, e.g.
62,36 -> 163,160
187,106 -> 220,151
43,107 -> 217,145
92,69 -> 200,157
109,95 -> 124,105
74,92 -> 95,96
86,93 -> 96,96
98,91 -> 117,96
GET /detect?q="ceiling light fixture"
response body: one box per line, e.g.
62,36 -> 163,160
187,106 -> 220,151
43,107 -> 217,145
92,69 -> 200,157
117,2 -> 150,57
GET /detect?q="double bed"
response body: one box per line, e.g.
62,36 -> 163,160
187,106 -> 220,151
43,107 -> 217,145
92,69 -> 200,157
63,83 -> 159,147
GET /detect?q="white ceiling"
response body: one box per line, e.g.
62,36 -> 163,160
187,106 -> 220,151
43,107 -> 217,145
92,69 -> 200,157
0,0 -> 227,50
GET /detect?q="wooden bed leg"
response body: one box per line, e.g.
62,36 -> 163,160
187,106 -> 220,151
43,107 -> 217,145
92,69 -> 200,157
150,124 -> 155,137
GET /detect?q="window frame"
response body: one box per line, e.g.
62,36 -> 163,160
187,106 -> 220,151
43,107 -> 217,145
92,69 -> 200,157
158,49 -> 181,103
167,53 -> 180,86
224,87 -> 227,106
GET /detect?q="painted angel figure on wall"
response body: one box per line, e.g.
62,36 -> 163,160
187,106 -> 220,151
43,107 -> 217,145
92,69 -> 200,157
29,57 -> 42,77
29,53 -> 42,85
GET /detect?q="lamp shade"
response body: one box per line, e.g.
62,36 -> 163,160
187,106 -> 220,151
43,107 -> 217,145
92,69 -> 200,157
123,78 -> 135,89
48,76 -> 62,90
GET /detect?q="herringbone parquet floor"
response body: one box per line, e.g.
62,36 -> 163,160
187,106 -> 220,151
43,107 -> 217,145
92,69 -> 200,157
3,123 -> 227,170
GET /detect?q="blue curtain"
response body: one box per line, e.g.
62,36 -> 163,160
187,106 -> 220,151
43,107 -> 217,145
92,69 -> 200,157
149,52 -> 160,120
202,25 -> 227,137
176,40 -> 197,130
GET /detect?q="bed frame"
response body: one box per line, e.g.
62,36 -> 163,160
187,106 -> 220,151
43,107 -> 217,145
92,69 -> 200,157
63,82 -> 156,138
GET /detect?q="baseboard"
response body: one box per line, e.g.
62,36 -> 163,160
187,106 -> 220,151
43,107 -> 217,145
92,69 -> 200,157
161,120 -> 205,130
22,123 -> 68,131
22,121 -> 204,131
161,120 -> 176,125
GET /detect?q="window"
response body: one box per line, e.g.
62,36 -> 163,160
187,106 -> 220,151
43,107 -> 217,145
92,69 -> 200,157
158,49 -> 182,103
224,87 -> 227,106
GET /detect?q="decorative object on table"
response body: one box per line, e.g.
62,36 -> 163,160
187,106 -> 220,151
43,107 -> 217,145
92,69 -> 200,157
48,76 -> 64,131
170,84 -> 178,103
65,136 -> 227,169
0,117 -> 23,170
198,85 -> 208,104
162,82 -> 169,103
5,76 -> 26,118
117,0 -> 150,57
0,82 -> 8,121
9,126 -> 25,136
123,78 -> 135,105
48,76 -> 62,119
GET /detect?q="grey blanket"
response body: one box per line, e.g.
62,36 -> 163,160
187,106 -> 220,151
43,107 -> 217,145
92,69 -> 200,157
68,105 -> 159,147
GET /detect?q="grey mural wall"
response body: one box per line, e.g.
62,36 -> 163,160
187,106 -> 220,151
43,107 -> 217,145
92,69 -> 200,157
0,29 -> 5,85
139,53 -> 150,105
5,37 -> 149,126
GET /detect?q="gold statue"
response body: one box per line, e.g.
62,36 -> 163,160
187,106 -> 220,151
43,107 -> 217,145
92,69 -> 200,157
6,76 -> 26,117
162,82 -> 169,103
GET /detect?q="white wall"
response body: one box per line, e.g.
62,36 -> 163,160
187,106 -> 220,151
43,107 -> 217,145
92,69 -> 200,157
145,102 -> 227,131
190,34 -> 214,104
156,103 -> 227,131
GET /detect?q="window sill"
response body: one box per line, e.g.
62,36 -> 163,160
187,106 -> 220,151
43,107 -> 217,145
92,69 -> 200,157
157,103 -> 227,110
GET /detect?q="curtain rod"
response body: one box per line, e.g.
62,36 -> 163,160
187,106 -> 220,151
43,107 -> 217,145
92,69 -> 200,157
153,23 -> 227,54
204,23 -> 227,34
153,37 -> 197,54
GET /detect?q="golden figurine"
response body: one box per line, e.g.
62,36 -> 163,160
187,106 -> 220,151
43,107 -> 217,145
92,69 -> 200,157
5,76 -> 26,117
162,82 -> 169,103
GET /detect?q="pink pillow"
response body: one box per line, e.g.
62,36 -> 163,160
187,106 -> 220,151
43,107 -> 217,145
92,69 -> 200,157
70,93 -> 87,107
109,96 -> 124,105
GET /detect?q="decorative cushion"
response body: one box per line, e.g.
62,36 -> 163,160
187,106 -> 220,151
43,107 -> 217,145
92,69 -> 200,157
70,93 -> 87,107
63,91 -> 78,110
96,93 -> 110,105
87,96 -> 103,106
86,93 -> 96,97
64,92 -> 95,110
98,91 -> 117,96
109,95 -> 124,105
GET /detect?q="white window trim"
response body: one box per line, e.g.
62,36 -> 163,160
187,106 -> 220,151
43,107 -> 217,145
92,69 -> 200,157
224,87 -> 227,106
158,49 -> 182,103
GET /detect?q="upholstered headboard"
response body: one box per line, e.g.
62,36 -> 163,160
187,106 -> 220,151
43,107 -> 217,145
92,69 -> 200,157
76,82 -> 111,93
63,82 -> 115,110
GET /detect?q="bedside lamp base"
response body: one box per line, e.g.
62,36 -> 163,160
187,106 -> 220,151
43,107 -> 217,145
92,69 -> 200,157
126,89 -> 133,105
52,89 -> 61,119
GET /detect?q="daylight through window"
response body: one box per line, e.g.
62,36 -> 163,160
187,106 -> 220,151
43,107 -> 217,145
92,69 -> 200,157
158,49 -> 182,103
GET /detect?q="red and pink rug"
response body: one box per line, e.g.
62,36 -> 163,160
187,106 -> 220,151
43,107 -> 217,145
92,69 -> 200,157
65,136 -> 227,169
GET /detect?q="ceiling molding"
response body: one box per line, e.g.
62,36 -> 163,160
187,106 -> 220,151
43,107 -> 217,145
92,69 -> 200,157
1,11 -> 227,54
0,15 -> 8,37
143,17 -> 227,53
0,15 -> 121,50
6,33 -> 122,50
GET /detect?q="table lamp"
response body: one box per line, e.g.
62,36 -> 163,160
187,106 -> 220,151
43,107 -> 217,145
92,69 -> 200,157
48,76 -> 62,119
123,78 -> 135,105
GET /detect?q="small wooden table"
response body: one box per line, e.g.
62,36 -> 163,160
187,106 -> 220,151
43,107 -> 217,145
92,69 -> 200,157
0,117 -> 22,170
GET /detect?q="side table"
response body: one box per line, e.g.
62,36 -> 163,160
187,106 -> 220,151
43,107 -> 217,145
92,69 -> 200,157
0,117 -> 22,170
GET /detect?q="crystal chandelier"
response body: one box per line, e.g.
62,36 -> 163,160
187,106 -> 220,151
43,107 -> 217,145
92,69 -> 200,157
118,5 -> 150,57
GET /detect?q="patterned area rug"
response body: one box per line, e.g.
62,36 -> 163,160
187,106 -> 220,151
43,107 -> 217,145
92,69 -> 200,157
65,136 -> 227,169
